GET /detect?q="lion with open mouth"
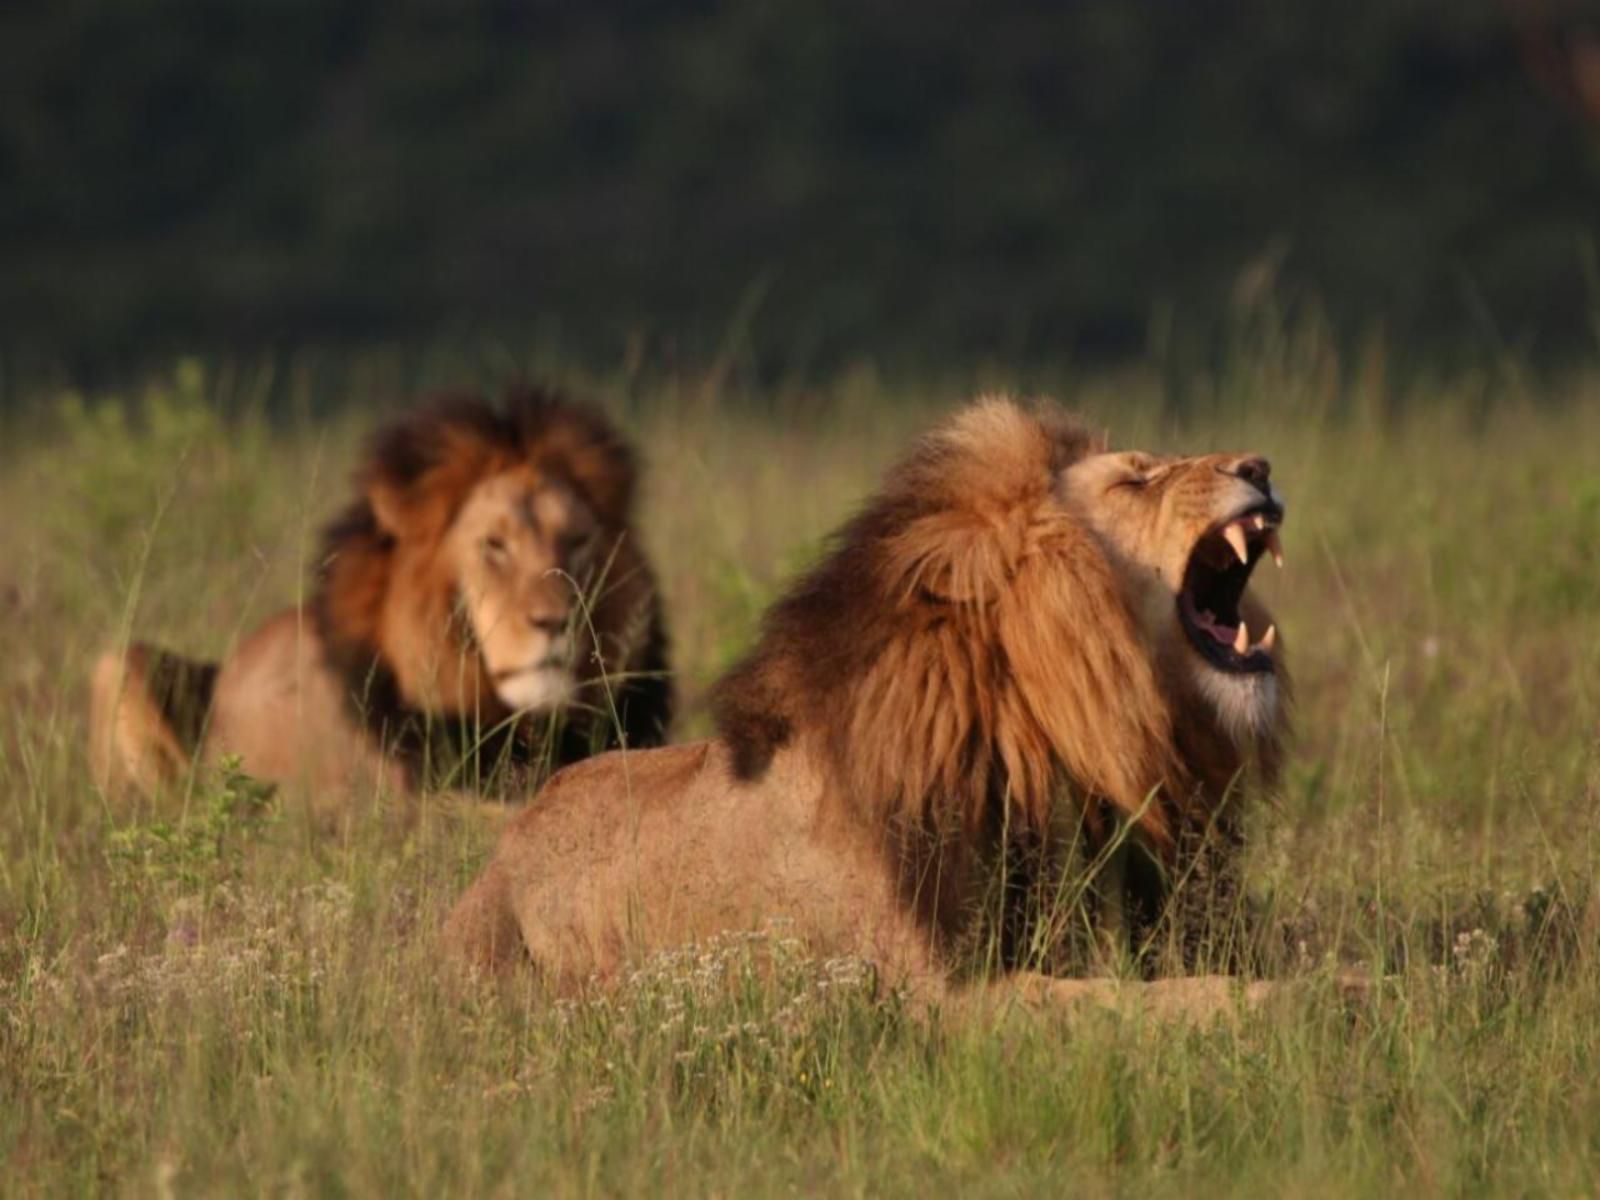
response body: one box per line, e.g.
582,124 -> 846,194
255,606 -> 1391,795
444,397 -> 1288,1006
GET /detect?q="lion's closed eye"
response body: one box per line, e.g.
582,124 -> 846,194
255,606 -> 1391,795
1110,454 -> 1175,491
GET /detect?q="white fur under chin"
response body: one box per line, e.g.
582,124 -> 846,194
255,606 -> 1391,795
1192,664 -> 1279,745
493,667 -> 577,713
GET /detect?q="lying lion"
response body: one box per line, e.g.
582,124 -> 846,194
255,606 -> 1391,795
90,386 -> 673,799
445,397 -> 1287,1007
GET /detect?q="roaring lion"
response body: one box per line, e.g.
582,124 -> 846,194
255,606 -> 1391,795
443,397 -> 1287,1003
89,386 -> 673,798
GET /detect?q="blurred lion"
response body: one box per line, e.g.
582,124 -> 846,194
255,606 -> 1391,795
444,397 -> 1288,1003
90,386 -> 673,799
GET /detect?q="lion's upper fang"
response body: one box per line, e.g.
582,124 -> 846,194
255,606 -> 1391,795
1178,503 -> 1282,675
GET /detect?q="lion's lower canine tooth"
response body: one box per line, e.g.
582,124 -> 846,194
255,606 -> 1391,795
1263,529 -> 1283,567
1223,523 -> 1249,563
1233,622 -> 1250,654
1259,624 -> 1277,653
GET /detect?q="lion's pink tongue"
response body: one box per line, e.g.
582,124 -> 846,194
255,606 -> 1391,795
1194,609 -> 1238,645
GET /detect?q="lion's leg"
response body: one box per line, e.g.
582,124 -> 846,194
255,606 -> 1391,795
981,968 -> 1389,1026
1118,841 -> 1172,971
1127,816 -> 1254,974
1073,829 -> 1167,974
1086,814 -> 1254,975
89,643 -> 213,798
440,860 -> 527,974
964,970 -> 1282,1025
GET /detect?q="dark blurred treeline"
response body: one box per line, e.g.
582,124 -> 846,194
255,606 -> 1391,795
3,0 -> 1599,382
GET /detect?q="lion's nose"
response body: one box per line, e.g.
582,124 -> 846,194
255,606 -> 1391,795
1230,457 -> 1272,493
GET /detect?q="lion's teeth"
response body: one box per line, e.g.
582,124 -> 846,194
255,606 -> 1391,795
1251,513 -> 1267,530
1233,622 -> 1249,655
1223,523 -> 1250,564
1263,528 -> 1283,567
1259,624 -> 1277,653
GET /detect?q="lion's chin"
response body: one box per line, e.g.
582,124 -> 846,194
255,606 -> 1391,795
1189,659 -> 1279,745
492,666 -> 577,713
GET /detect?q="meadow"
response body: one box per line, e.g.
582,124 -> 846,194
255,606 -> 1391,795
5,329 -> 1600,1196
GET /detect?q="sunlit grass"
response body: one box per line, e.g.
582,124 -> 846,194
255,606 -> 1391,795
4,341 -> 1600,1194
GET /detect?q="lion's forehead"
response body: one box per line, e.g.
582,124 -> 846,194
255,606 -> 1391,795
1063,448 -> 1273,553
458,469 -> 591,539
1169,451 -> 1245,472
1068,448 -> 1245,494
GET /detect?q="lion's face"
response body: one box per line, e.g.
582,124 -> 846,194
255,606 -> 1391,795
315,387 -> 672,753
444,466 -> 601,713
1062,448 -> 1285,735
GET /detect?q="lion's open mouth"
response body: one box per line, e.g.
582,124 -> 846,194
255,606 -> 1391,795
1178,500 -> 1284,674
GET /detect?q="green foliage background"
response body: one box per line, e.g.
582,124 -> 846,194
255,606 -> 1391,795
4,1 -> 1599,377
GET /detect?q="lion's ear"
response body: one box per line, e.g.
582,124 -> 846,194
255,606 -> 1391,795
885,512 -> 1021,606
362,459 -> 449,540
360,398 -> 502,540
365,476 -> 415,539
558,436 -> 636,527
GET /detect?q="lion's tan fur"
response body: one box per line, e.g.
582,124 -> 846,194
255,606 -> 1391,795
444,397 -> 1287,998
90,387 -> 672,799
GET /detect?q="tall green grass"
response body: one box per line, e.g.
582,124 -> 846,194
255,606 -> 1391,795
4,341 -> 1600,1195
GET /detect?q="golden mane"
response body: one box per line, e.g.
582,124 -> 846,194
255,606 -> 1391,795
713,397 -> 1193,849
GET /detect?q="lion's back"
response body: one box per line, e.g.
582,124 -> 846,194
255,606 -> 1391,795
496,739 -> 719,857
